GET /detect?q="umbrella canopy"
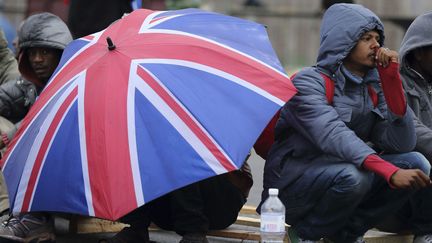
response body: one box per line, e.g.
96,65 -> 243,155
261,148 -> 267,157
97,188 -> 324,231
1,8 -> 296,220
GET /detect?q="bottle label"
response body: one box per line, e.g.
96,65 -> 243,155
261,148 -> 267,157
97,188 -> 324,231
260,214 -> 285,233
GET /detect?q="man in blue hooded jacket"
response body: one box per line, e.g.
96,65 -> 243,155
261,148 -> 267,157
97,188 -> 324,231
259,4 -> 432,243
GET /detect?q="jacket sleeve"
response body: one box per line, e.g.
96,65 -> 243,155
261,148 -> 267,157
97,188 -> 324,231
370,85 -> 416,154
283,70 -> 375,167
0,78 -> 37,123
0,29 -> 19,85
411,111 -> 432,163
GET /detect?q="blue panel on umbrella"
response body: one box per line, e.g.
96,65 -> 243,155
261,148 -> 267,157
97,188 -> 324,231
140,63 -> 280,163
31,102 -> 88,214
134,90 -> 218,202
150,10 -> 283,72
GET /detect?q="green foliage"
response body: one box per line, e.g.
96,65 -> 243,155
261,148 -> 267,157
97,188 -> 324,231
166,0 -> 201,9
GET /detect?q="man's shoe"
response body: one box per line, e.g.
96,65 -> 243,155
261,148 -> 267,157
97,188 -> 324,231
0,214 -> 55,242
179,233 -> 208,243
414,234 -> 432,243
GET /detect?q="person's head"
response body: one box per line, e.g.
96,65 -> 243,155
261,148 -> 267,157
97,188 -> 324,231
399,12 -> 432,80
17,12 -> 72,89
26,47 -> 63,84
317,4 -> 384,75
343,30 -> 381,77
406,46 -> 432,81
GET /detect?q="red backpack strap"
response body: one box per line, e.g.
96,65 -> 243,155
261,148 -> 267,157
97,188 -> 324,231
254,71 -> 301,160
253,110 -> 280,160
320,73 -> 378,107
292,72 -> 334,104
367,85 -> 378,108
320,73 -> 334,104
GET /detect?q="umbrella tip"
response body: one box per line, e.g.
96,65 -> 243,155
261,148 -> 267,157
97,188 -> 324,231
106,37 -> 116,51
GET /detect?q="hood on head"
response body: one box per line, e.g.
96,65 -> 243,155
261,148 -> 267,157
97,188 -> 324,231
317,3 -> 384,73
399,12 -> 432,69
18,12 -> 72,87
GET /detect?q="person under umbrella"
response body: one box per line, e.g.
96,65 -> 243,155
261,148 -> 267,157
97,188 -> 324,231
100,162 -> 252,243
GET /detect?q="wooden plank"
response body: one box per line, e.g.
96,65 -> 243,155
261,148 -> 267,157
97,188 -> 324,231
364,230 -> 413,243
240,205 -> 258,215
235,216 -> 260,227
71,217 -> 128,234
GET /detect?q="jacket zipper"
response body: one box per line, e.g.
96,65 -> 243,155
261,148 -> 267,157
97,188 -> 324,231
363,84 -> 368,111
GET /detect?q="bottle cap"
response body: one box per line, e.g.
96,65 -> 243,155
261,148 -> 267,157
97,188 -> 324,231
269,188 -> 279,196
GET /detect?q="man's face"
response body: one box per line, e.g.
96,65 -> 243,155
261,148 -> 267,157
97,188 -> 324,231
415,46 -> 432,80
27,47 -> 61,84
343,30 -> 381,76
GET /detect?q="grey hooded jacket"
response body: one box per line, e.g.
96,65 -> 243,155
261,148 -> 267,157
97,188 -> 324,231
261,4 -> 416,207
18,12 -> 72,89
399,12 -> 432,162
0,12 -> 72,124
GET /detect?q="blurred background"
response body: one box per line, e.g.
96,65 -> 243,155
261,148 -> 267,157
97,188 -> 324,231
1,0 -> 432,73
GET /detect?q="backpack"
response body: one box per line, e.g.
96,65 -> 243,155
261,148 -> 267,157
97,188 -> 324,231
253,72 -> 378,160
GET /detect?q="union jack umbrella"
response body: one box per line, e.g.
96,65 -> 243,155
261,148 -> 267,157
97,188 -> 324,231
1,8 -> 296,220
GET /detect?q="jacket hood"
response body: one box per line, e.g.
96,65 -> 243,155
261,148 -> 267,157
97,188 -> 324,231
399,11 -> 432,70
317,3 -> 385,73
18,12 -> 72,87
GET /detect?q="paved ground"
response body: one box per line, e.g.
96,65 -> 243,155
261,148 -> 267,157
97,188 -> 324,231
54,153 -> 265,243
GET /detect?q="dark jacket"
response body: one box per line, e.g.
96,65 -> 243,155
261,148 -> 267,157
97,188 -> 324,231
0,27 -> 23,123
18,12 -> 72,89
262,4 -> 416,200
399,12 -> 432,162
0,78 -> 36,123
0,13 -> 72,132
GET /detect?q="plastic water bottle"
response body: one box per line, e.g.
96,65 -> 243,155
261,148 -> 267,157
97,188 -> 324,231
260,188 -> 286,243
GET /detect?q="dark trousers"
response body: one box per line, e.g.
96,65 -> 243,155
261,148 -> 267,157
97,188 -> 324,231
279,152 -> 431,243
400,187 -> 432,235
377,180 -> 432,236
120,174 -> 246,235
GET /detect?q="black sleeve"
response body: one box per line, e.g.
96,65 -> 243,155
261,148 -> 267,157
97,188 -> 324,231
0,78 -> 37,123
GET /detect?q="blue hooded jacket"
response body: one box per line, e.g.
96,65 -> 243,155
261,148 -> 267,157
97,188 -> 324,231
261,4 -> 416,207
